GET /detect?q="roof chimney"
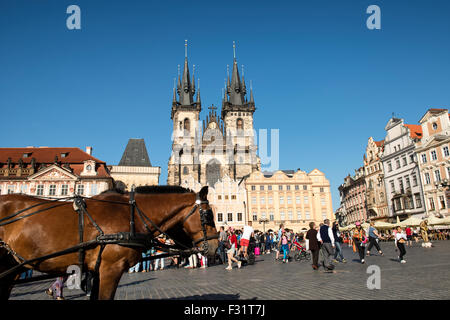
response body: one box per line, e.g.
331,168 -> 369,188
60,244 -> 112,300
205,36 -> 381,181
86,146 -> 93,156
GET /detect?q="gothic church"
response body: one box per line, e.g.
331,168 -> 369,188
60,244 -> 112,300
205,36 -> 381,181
167,42 -> 261,187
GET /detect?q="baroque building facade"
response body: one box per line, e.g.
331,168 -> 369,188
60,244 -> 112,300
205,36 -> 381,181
167,42 -> 260,188
0,147 -> 113,198
244,169 -> 333,232
380,117 -> 426,221
338,167 -> 367,224
415,108 -> 450,217
363,137 -> 389,221
109,138 -> 160,190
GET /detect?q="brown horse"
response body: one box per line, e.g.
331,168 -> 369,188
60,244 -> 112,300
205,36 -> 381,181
0,185 -> 218,300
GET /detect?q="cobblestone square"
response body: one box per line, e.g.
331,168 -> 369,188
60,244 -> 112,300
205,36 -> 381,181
10,240 -> 450,300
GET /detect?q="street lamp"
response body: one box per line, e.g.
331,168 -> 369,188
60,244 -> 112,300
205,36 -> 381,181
259,218 -> 269,233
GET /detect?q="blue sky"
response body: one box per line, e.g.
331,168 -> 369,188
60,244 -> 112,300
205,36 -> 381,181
1,0 -> 449,211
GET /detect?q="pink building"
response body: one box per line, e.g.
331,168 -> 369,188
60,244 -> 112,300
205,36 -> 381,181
338,167 -> 368,225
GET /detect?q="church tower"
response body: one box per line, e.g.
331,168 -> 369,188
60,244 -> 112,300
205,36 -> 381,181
221,42 -> 260,180
167,41 -> 202,185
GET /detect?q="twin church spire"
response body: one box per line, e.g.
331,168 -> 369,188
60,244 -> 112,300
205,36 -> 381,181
172,40 -> 254,117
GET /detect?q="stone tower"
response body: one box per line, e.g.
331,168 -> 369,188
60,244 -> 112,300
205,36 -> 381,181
168,41 -> 202,185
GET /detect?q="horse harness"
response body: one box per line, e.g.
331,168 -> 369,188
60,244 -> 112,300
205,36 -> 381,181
0,189 -> 218,282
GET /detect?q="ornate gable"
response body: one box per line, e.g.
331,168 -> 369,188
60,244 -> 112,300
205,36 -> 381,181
28,164 -> 78,181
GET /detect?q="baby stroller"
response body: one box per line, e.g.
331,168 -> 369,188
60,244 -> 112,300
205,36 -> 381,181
292,240 -> 311,262
238,237 -> 256,266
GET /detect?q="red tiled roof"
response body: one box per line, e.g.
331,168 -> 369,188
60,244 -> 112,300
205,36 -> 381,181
0,147 -> 111,179
0,148 -> 104,164
374,140 -> 385,147
404,124 -> 423,140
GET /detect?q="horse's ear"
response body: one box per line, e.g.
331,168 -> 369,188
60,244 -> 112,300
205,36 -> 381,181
199,186 -> 208,201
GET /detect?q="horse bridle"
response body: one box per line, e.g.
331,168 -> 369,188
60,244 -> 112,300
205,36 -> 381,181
181,195 -> 219,256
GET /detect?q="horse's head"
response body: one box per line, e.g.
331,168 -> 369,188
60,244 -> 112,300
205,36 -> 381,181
180,186 -> 219,259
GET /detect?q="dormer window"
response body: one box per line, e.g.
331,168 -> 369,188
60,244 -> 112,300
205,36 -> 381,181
432,122 -> 438,130
61,152 -> 69,158
23,153 -> 32,158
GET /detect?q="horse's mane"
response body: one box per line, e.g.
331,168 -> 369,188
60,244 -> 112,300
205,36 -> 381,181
98,185 -> 194,196
135,185 -> 194,194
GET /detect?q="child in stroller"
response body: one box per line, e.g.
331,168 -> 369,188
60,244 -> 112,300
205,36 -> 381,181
292,239 -> 311,261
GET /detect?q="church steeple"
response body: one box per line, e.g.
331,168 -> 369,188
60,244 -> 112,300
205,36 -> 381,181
227,42 -> 246,106
177,40 -> 195,106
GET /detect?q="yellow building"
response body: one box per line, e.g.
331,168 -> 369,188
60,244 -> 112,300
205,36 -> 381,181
244,169 -> 334,232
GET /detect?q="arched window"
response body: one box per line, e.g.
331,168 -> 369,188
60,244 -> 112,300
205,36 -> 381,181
184,118 -> 190,131
236,118 -> 244,130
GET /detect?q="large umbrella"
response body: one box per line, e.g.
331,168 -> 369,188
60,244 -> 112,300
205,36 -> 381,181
399,217 -> 422,227
374,221 -> 397,229
427,215 -> 446,225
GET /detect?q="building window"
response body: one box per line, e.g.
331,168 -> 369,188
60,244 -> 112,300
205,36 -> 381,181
91,184 -> 98,196
252,214 -> 257,222
260,185 -> 264,191
297,211 -> 302,220
183,167 -> 189,175
227,213 -> 233,222
251,186 -> 256,191
77,184 -> 85,196
252,196 -> 256,204
218,195 -> 222,200
61,185 -> 68,196
295,185 -> 299,190
405,177 -> 410,189
429,198 -> 435,211
231,195 -> 236,200
280,211 -> 285,220
322,211 -> 327,220
412,175 -> 418,187
261,212 -> 266,219
424,173 -> 431,185
268,196 -> 273,205
387,162 -> 392,172
261,197 -> 265,205
410,154 -> 415,163
288,211 -> 293,220
20,185 -> 28,194
443,146 -> 449,157
268,185 -> 272,191
217,213 -> 223,222
269,213 -> 274,221
225,195 -> 229,200
296,196 -> 301,204
237,212 -> 242,221
415,194 -> 422,208
390,180 -> 395,192
36,185 -> 44,196
303,185 -> 307,190
321,197 -> 326,205
49,185 -> 56,196
395,159 -> 401,169
304,196 -> 309,204
278,185 -> 283,190
402,157 -> 407,166
422,154 -> 427,163
286,185 -> 291,191
320,187 -> 324,192
431,150 -> 437,161
305,211 -> 311,219
440,196 -> 446,209
7,185 -> 15,194
287,196 -> 292,204
280,197 -> 284,205
435,170 -> 441,182
432,122 -> 438,130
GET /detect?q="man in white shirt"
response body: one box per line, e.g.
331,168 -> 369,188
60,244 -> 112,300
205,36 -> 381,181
239,221 -> 254,260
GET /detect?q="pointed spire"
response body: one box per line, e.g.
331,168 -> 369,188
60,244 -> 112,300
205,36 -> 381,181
196,78 -> 201,104
178,40 -> 195,105
229,42 -> 244,105
173,78 -> 177,103
250,80 -> 254,103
